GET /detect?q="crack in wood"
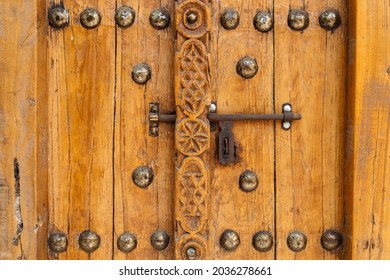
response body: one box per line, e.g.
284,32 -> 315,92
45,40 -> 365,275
12,158 -> 23,246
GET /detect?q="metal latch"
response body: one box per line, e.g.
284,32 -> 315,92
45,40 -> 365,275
149,103 -> 301,165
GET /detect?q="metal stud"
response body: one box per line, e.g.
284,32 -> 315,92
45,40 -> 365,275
239,170 -> 259,192
287,231 -> 307,252
321,230 -> 342,251
288,9 -> 309,31
186,12 -> 198,25
186,247 -> 197,260
150,230 -> 170,250
78,230 -> 100,253
117,232 -> 137,253
220,9 -> 240,30
150,8 -> 171,29
253,11 -> 273,33
252,231 -> 273,252
48,231 -> 68,253
48,7 -> 70,29
220,230 -> 240,251
132,166 -> 154,188
80,8 -> 102,29
115,6 -> 136,28
319,9 -> 341,31
236,57 -> 259,79
209,102 -> 217,113
132,64 -> 152,85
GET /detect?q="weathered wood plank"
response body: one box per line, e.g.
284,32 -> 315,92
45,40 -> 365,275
0,1 -> 48,259
114,0 -> 175,260
275,0 -> 347,259
47,0 -> 115,259
346,0 -> 390,260
209,0 -> 275,259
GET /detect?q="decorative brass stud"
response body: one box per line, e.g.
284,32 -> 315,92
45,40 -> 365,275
117,232 -> 137,253
48,7 -> 70,29
220,9 -> 240,30
239,170 -> 259,192
253,11 -> 273,33
115,6 -> 136,28
78,230 -> 101,253
132,166 -> 154,188
252,231 -> 273,252
80,8 -> 102,29
132,64 -> 152,85
319,9 -> 341,31
150,230 -> 170,250
288,9 -> 309,31
321,230 -> 343,251
236,57 -> 259,79
220,230 -> 240,251
48,231 -> 68,253
287,231 -> 307,252
186,12 -> 198,25
150,8 -> 171,29
186,247 -> 197,260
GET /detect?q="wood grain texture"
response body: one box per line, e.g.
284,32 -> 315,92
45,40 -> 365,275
275,0 -> 347,259
346,1 -> 390,260
0,1 -> 48,259
48,0 -> 115,259
114,0 -> 175,260
209,0 -> 275,259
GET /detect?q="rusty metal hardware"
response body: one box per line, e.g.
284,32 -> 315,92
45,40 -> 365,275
288,9 -> 309,31
80,8 -> 102,29
253,11 -> 273,33
220,9 -> 240,30
78,230 -> 101,253
150,230 -> 170,250
150,8 -> 171,29
252,231 -> 273,252
48,231 -> 68,254
132,63 -> 152,85
321,229 -> 343,251
117,232 -> 137,253
48,6 -> 70,29
287,231 -> 307,252
149,102 -> 301,164
115,6 -> 136,28
220,229 -> 240,251
236,56 -> 259,79
319,9 -> 341,31
239,170 -> 259,192
132,166 -> 154,189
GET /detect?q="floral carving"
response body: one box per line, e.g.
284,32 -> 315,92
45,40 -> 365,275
176,119 -> 209,156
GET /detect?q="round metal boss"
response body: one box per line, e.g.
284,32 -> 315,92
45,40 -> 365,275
48,7 -> 70,29
48,231 -> 68,253
287,231 -> 307,252
252,231 -> 273,252
150,8 -> 171,29
220,230 -> 240,251
236,57 -> 259,79
319,9 -> 341,31
186,12 -> 198,25
132,166 -> 154,188
288,9 -> 309,31
115,6 -> 136,28
220,9 -> 240,30
253,11 -> 273,33
186,247 -> 197,260
131,64 -> 152,85
78,230 -> 101,253
117,232 -> 137,253
150,230 -> 170,250
321,230 -> 342,251
80,8 -> 102,29
239,170 -> 259,192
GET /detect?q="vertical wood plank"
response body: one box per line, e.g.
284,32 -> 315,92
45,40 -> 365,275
48,0 -> 115,259
275,0 -> 347,259
114,0 -> 175,260
209,0 -> 275,259
346,1 -> 390,260
0,1 -> 48,259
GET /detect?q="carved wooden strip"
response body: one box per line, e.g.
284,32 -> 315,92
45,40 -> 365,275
174,0 -> 211,260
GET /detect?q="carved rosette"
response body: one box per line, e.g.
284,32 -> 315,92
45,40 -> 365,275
175,0 -> 211,260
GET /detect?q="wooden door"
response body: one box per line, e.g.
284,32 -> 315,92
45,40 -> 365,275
3,0 -> 389,260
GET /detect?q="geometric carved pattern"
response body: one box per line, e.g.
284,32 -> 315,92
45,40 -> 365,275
179,39 -> 209,118
176,119 -> 209,156
175,0 -> 211,260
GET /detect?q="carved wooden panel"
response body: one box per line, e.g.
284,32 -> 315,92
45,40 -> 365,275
174,0 -> 211,260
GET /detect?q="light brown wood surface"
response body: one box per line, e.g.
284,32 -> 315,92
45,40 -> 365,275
1,0 -> 389,260
0,1 -> 48,260
346,0 -> 390,260
114,0 -> 175,260
209,0 -> 275,260
275,0 -> 347,259
48,0 -> 115,259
